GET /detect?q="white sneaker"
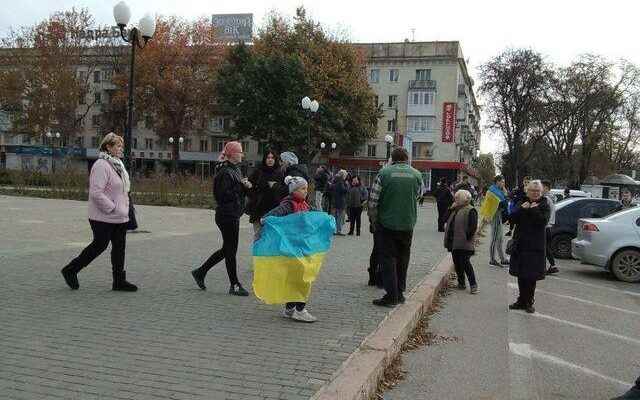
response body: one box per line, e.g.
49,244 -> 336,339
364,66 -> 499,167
282,307 -> 295,319
292,308 -> 317,323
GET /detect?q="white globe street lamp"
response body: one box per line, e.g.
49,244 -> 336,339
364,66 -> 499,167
331,142 -> 337,150
320,142 -> 326,149
384,134 -> 393,160
301,96 -> 320,164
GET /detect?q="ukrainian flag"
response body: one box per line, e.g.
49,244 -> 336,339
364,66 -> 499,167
479,184 -> 507,221
252,211 -> 336,304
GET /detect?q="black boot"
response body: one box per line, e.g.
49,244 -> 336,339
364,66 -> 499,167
112,271 -> 138,292
191,268 -> 207,290
61,264 -> 80,290
367,267 -> 377,286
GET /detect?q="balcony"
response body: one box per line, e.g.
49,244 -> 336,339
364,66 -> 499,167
408,80 -> 437,90
458,84 -> 467,97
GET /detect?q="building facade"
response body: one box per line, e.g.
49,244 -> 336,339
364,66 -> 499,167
0,41 -> 481,188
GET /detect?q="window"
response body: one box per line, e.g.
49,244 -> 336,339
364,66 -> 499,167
94,92 -> 101,104
408,117 -> 436,132
216,140 -> 225,152
258,142 -> 268,155
367,144 -> 377,157
185,138 -> 192,151
144,115 -> 153,128
370,69 -> 380,83
389,69 -> 399,82
415,69 -> 431,81
102,69 -> 113,82
78,71 -> 87,82
91,136 -> 99,148
241,141 -> 249,153
412,142 -> 433,159
75,136 -> 84,147
388,95 -> 398,108
387,119 -> 397,132
91,115 -> 101,127
79,93 -> 86,105
93,70 -> 101,83
145,138 -> 153,150
409,92 -> 435,105
22,135 -> 31,144
199,139 -> 208,152
159,152 -> 163,159
140,152 -> 145,158
149,152 -> 154,158
133,138 -> 138,150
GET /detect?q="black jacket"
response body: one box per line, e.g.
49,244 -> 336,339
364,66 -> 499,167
434,185 -> 454,211
331,176 -> 349,210
247,165 -> 283,223
314,168 -> 330,192
213,161 -> 247,219
509,196 -> 551,281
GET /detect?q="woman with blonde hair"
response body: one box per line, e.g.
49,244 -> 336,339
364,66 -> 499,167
444,189 -> 479,293
61,132 -> 137,291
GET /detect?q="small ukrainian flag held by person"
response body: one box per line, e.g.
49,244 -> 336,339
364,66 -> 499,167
252,211 -> 336,304
479,184 -> 507,221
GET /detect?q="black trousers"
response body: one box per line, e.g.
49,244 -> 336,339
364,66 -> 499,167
67,220 -> 127,273
452,250 -> 477,287
437,206 -> 448,232
348,207 -> 363,234
545,227 -> 555,267
368,230 -> 383,285
377,224 -> 413,302
200,214 -> 240,286
517,277 -> 537,306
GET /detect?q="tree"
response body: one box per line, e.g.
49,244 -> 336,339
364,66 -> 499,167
109,16 -> 222,161
476,153 -> 496,188
479,49 -> 554,187
216,7 -> 381,162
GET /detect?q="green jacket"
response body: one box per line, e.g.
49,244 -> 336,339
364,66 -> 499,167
368,162 -> 423,231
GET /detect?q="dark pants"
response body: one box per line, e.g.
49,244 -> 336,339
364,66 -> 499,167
286,302 -> 306,311
452,250 -> 477,287
377,224 -> 413,302
517,277 -> 537,306
200,214 -> 240,286
348,207 -> 363,235
545,227 -> 555,267
437,206 -> 448,232
368,230 -> 383,286
66,220 -> 127,273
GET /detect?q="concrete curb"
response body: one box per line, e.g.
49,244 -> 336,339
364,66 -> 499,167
311,255 -> 454,400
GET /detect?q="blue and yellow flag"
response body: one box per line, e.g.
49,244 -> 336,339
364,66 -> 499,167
479,184 -> 507,221
252,211 -> 336,305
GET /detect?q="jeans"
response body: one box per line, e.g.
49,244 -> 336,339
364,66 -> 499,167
334,208 -> 345,233
66,220 -> 128,273
348,207 -> 363,234
517,277 -> 537,306
452,250 -> 477,287
545,227 -> 555,267
377,223 -> 413,302
199,214 -> 240,286
490,215 -> 506,263
315,191 -> 324,211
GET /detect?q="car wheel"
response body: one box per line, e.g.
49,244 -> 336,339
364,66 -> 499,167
611,250 -> 640,283
552,234 -> 573,259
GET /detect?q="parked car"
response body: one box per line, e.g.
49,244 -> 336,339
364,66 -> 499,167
549,189 -> 591,203
572,207 -> 640,283
549,198 -> 622,259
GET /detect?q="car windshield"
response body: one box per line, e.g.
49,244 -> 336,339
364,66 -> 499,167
605,206 -> 640,220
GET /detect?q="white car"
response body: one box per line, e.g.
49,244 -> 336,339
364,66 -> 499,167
571,207 -> 640,283
550,189 -> 591,203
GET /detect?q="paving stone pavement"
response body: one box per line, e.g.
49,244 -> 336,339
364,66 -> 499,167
0,195 -> 447,400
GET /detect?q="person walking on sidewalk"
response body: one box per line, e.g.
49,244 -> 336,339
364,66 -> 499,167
191,141 -> 252,296
611,375 -> 640,399
368,147 -> 423,307
542,180 -> 559,274
434,178 -> 454,232
347,176 -> 367,236
444,189 -> 479,293
508,180 -> 550,314
331,169 -> 349,236
247,150 -> 282,237
488,175 -> 509,267
60,133 -> 137,292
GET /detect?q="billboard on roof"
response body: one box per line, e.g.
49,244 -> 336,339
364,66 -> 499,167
211,14 -> 253,42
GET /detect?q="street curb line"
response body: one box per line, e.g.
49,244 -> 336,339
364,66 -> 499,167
311,255 -> 454,400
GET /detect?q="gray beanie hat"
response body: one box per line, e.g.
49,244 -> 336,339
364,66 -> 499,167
284,175 -> 308,193
280,151 -> 298,165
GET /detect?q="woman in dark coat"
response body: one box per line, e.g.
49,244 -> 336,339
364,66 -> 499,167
444,189 -> 479,293
247,150 -> 283,236
434,178 -> 454,232
508,180 -> 550,314
332,169 -> 349,235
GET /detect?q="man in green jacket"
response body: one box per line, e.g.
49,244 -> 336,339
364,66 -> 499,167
368,147 -> 423,307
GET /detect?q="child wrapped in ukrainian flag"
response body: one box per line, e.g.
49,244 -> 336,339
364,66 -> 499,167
254,176 -> 335,323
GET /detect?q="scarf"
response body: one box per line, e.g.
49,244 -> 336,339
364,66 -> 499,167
99,151 -> 131,193
291,195 -> 310,213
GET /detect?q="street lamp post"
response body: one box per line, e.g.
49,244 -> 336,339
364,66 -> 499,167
114,1 -> 156,172
384,134 -> 393,162
46,131 -> 61,173
301,96 -> 319,165
168,136 -> 184,173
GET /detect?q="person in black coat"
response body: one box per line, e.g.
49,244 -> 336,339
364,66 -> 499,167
506,176 -> 530,236
508,179 -> 550,314
247,150 -> 283,236
434,178 -> 454,232
331,170 -> 349,235
191,141 -> 252,296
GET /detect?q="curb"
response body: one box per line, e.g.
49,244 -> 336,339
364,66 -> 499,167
311,255 -> 454,400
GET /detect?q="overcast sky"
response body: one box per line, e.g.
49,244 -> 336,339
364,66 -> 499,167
3,0 -> 639,155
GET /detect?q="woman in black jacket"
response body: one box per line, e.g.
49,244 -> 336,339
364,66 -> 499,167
434,178 -> 454,232
508,180 -> 550,313
247,150 -> 282,236
191,141 -> 252,296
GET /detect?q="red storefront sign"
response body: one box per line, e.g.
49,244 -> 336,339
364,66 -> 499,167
442,102 -> 456,143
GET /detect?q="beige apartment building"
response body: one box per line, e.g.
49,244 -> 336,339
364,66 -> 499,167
0,41 -> 481,189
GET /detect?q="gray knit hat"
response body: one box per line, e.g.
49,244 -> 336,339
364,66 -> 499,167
280,151 -> 298,165
285,175 -> 308,193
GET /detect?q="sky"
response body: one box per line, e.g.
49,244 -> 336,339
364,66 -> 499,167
3,0 -> 640,156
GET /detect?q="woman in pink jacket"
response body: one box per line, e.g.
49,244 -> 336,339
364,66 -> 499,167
61,133 -> 137,291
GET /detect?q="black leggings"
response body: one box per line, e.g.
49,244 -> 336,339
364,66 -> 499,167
452,250 -> 477,287
200,214 -> 240,286
67,220 -> 127,273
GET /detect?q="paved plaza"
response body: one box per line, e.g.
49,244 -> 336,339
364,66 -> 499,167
0,195 -> 447,400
